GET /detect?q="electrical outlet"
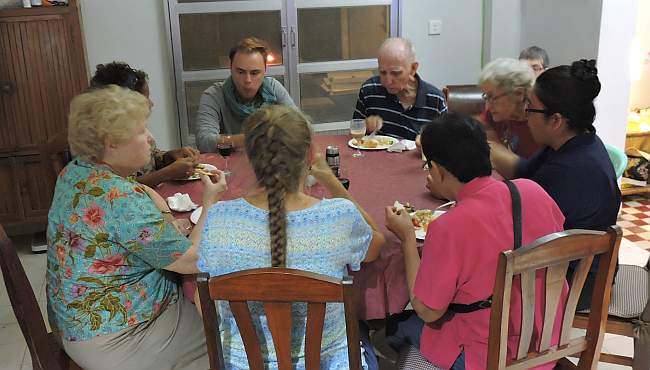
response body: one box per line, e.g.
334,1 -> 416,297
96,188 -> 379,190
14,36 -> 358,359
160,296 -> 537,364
428,19 -> 442,35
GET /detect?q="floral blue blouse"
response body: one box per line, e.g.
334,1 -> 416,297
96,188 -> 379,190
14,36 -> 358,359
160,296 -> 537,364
198,198 -> 372,370
46,158 -> 191,341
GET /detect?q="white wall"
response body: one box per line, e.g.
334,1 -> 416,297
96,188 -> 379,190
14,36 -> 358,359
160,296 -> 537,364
594,0 -> 638,150
521,0 -> 602,67
79,0 -> 179,150
629,0 -> 650,110
485,0 -> 522,62
401,0 -> 483,87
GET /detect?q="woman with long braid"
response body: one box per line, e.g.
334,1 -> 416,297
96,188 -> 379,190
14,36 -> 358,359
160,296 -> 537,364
198,105 -> 385,369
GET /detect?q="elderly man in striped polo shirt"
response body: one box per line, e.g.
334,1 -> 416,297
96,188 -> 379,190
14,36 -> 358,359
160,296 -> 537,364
353,37 -> 447,141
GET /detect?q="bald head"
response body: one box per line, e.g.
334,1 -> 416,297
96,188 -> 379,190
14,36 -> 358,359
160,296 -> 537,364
377,37 -> 419,95
378,37 -> 416,64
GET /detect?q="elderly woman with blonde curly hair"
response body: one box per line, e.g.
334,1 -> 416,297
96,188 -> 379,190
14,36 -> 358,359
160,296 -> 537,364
478,58 -> 541,158
46,85 -> 226,370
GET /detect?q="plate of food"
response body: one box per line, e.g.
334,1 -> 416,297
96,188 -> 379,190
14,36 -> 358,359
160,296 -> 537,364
183,163 -> 217,181
393,201 -> 445,240
348,135 -> 398,150
410,209 -> 445,240
190,206 -> 203,224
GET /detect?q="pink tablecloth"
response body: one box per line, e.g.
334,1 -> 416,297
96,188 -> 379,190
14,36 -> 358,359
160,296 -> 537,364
156,135 -> 442,320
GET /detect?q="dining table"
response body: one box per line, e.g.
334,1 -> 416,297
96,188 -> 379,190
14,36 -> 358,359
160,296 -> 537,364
155,135 -> 443,320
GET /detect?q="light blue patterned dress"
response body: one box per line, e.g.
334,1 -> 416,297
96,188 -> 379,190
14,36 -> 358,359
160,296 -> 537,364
198,197 -> 372,370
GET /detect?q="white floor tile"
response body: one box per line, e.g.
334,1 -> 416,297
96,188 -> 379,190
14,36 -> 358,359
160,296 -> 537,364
0,305 -> 17,325
602,333 -> 634,357
0,341 -> 27,370
0,323 -> 25,346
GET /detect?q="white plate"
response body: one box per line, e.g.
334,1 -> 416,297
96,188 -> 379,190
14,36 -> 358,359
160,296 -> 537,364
412,210 -> 446,240
190,206 -> 203,224
183,163 -> 218,181
347,135 -> 398,150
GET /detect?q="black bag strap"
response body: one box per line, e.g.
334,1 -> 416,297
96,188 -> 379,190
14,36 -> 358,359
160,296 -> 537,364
447,180 -> 522,314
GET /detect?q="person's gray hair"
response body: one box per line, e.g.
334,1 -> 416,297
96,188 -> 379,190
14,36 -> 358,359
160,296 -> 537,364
378,37 -> 416,64
519,46 -> 549,68
479,58 -> 535,93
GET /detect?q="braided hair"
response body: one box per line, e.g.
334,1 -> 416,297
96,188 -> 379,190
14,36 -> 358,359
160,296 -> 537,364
243,105 -> 312,267
534,59 -> 601,133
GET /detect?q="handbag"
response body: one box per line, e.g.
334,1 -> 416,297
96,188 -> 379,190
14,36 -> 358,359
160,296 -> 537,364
448,179 -> 522,313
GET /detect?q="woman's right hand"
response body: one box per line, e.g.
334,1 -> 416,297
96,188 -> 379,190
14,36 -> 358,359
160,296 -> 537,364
309,153 -> 337,184
200,170 -> 227,206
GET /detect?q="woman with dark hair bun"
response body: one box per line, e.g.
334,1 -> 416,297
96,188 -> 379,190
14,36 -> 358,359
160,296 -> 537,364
491,59 -> 621,310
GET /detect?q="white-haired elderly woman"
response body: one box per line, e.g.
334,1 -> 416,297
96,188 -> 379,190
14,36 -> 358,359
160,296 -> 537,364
478,58 -> 541,158
46,85 -> 226,370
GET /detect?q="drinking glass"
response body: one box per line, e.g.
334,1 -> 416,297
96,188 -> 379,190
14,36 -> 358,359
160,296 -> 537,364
350,119 -> 366,158
216,142 -> 233,176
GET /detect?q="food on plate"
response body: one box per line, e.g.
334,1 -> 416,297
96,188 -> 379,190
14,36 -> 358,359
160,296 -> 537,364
411,209 -> 437,231
354,137 -> 395,148
193,168 -> 215,176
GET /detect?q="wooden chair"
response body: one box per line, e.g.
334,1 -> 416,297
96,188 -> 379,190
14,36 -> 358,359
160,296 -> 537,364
572,261 -> 649,369
39,129 -> 70,180
487,226 -> 621,369
395,226 -> 621,369
443,84 -> 485,117
197,268 -> 361,370
0,224 -> 83,370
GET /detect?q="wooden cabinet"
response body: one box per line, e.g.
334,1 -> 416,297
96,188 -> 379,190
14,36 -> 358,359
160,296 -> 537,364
0,1 -> 87,235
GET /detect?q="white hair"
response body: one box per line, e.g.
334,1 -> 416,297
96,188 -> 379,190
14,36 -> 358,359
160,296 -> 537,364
479,58 -> 535,93
378,37 -> 416,64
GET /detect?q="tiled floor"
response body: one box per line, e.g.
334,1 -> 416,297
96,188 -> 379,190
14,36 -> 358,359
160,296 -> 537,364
2,203 -> 648,370
620,194 -> 650,250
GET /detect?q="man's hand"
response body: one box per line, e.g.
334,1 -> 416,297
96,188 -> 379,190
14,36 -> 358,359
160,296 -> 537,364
167,147 -> 200,162
165,157 -> 198,179
385,206 -> 416,243
200,170 -> 227,206
365,115 -> 383,133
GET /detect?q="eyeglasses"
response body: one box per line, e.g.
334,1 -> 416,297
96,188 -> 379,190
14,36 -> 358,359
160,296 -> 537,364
525,107 -> 549,116
481,92 -> 509,104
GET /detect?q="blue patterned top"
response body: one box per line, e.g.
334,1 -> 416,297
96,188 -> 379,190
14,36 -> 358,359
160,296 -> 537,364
198,198 -> 372,370
46,158 -> 191,341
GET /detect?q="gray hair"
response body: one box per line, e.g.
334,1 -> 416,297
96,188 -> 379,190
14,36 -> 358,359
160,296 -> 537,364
519,46 -> 549,68
378,37 -> 416,64
479,58 -> 535,93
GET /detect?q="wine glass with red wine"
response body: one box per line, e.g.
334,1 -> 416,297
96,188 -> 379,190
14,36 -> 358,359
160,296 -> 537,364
216,142 -> 233,176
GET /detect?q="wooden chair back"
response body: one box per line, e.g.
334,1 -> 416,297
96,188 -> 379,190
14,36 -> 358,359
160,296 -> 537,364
197,268 -> 361,370
443,84 -> 485,117
0,224 -> 73,370
39,129 -> 70,180
486,226 -> 622,370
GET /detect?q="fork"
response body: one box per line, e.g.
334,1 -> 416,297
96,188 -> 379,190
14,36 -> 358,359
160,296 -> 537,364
434,200 -> 455,211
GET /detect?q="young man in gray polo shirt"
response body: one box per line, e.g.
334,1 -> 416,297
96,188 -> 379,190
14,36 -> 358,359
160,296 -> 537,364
195,37 -> 296,152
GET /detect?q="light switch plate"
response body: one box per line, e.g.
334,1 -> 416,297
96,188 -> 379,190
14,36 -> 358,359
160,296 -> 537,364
428,19 -> 442,35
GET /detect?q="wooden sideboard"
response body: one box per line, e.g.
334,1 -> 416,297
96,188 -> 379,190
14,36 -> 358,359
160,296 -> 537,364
0,0 -> 87,235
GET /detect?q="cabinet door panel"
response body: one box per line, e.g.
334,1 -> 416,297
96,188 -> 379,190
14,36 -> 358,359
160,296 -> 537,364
0,157 -> 23,222
15,155 -> 55,219
0,15 -> 81,150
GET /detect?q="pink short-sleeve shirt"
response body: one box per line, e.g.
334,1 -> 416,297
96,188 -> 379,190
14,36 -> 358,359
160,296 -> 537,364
414,176 -> 566,370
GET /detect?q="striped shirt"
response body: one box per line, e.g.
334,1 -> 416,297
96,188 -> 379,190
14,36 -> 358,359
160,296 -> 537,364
353,74 -> 447,140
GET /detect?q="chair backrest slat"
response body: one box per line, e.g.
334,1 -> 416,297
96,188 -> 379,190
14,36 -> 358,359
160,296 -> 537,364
263,302 -> 293,369
517,270 -> 536,360
560,256 -> 594,346
539,262 -> 569,352
0,225 -> 63,370
304,303 -> 326,369
486,226 -> 622,370
229,301 -> 265,370
197,268 -> 361,370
